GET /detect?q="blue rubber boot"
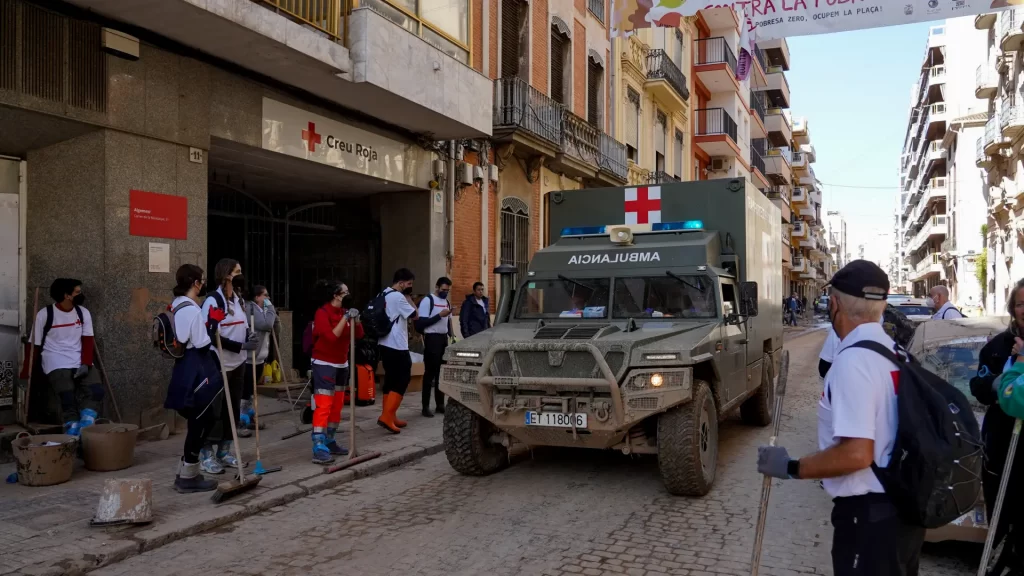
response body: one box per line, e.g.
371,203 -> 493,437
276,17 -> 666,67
325,428 -> 349,456
63,421 -> 81,437
312,433 -> 335,464
78,408 -> 97,431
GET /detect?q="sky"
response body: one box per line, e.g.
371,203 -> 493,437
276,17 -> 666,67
786,22 -> 935,268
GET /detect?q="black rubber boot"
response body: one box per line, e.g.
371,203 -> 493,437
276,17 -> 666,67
174,460 -> 219,493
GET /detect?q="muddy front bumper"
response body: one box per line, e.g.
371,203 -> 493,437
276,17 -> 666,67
439,342 -> 693,449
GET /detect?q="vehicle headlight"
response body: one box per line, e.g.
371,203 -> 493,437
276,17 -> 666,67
650,374 -> 664,387
454,351 -> 481,359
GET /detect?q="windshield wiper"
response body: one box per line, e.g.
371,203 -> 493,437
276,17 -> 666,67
666,270 -> 704,293
558,274 -> 594,292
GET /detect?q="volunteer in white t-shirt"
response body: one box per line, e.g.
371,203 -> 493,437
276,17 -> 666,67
198,258 -> 260,474
928,285 -> 965,320
415,276 -> 453,417
164,264 -> 221,494
376,268 -> 419,433
758,260 -> 925,576
32,278 -> 102,436
818,311 -> 884,378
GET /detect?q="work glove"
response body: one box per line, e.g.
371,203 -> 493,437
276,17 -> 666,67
240,333 -> 261,351
208,308 -> 227,324
757,445 -> 793,479
345,308 -> 360,320
74,364 -> 89,379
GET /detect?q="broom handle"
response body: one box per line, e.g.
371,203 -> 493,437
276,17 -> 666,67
215,332 -> 247,482
349,313 -> 357,459
269,328 -> 299,415
978,418 -> 1022,576
250,313 -> 261,463
21,287 -> 39,425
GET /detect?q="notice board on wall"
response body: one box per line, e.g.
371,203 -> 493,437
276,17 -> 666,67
129,190 -> 187,240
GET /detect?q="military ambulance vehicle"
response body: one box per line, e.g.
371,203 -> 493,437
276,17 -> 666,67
439,178 -> 784,496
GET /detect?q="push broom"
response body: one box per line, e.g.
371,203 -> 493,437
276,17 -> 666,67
211,330 -> 262,503
250,313 -> 281,476
749,350 -> 790,576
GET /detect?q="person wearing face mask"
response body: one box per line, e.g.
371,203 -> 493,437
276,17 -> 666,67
165,264 -> 221,493
31,278 -> 102,436
927,285 -> 964,320
377,268 -> 420,433
239,284 -> 281,433
968,278 -> 1024,573
308,280 -> 363,463
415,277 -> 453,417
199,258 -> 260,475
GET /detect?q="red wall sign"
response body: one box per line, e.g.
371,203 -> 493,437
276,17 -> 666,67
129,190 -> 188,240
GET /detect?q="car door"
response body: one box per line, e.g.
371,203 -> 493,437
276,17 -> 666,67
719,281 -> 747,400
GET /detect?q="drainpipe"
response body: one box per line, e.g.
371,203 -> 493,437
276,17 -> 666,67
447,140 -> 456,263
482,0 -> 490,77
480,143 -> 490,289
609,36 -> 616,135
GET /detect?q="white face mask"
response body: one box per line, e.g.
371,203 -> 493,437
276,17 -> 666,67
925,297 -> 936,309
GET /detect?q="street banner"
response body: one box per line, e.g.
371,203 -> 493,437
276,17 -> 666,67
612,0 -> 1017,40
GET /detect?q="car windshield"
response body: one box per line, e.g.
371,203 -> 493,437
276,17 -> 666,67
898,306 -> 933,316
919,336 -> 987,412
515,277 -> 611,319
612,275 -> 718,319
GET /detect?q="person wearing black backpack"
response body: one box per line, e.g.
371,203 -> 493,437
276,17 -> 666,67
415,277 -> 453,417
970,278 -> 1024,573
31,278 -> 102,436
375,268 -> 419,434
757,261 -> 927,576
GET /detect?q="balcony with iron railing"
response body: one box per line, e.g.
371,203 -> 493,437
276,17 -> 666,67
749,89 -> 767,122
791,150 -> 807,173
493,76 -> 562,147
978,136 -> 991,168
977,63 -> 998,99
929,64 -> 946,85
755,47 -> 768,72
764,147 -> 792,185
597,132 -> 628,184
694,108 -> 739,159
645,49 -> 690,106
999,8 -> 1024,51
695,37 -> 737,73
767,186 -> 790,203
761,65 -> 791,108
792,221 -> 807,238
764,108 -> 792,147
750,144 -> 766,177
984,115 -> 1006,153
558,109 -> 600,172
1001,99 -> 1024,136
648,171 -> 680,185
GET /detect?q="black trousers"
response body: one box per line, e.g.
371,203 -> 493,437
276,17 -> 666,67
209,364 -> 245,444
422,334 -> 447,410
242,362 -> 264,400
380,345 -> 412,396
831,494 -> 925,576
178,405 -> 218,464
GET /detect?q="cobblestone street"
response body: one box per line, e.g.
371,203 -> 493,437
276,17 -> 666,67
90,329 -> 980,576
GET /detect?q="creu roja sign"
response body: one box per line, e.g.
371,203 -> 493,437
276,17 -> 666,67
568,252 -> 663,265
324,135 -> 379,162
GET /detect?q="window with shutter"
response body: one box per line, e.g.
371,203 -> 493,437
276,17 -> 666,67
674,29 -> 684,68
655,111 -> 666,173
501,0 -> 527,79
675,130 -> 684,179
550,29 -> 567,105
626,88 -> 640,162
587,61 -> 602,127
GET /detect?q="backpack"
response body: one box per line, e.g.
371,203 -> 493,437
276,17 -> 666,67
40,304 -> 85,350
361,289 -> 397,340
849,340 -> 983,529
882,305 -> 917,349
152,301 -> 196,359
301,320 -> 315,356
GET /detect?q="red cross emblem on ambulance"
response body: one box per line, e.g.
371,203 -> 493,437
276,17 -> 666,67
624,186 -> 662,225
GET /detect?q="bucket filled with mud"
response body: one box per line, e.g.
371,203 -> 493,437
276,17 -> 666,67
81,423 -> 139,472
12,433 -> 78,487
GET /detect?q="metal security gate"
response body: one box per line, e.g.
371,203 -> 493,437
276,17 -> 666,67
500,197 -> 530,281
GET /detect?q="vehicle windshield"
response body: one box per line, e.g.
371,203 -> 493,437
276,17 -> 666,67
919,336 -> 987,412
612,275 -> 717,319
515,277 -> 611,319
897,305 -> 933,317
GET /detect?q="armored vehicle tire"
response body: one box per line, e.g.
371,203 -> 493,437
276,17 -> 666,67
657,380 -> 718,497
443,400 -> 509,476
740,353 -> 775,427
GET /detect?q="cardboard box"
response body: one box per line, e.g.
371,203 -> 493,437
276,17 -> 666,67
376,362 -> 425,393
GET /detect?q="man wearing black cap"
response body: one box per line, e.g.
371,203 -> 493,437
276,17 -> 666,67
756,260 -> 924,576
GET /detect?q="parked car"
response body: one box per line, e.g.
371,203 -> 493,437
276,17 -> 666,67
892,298 -> 933,325
908,316 -> 1011,544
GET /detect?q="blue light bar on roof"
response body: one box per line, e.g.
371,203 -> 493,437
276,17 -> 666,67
561,225 -> 607,237
652,220 -> 704,231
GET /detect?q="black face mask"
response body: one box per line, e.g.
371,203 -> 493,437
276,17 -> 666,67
231,274 -> 246,293
72,294 -> 85,306
438,290 -> 449,299
403,286 -> 413,295
197,283 -> 209,298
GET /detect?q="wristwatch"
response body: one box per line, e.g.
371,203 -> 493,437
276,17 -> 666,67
787,459 -> 800,479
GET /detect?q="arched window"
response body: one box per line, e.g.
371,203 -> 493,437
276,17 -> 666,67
500,197 -> 530,280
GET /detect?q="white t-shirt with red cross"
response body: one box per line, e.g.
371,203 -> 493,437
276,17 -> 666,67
202,287 -> 247,370
33,305 -> 93,374
818,322 -> 900,498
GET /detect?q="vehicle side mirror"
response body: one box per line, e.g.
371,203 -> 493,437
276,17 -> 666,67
739,282 -> 759,317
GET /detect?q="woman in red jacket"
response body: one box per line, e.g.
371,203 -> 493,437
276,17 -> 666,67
309,280 -> 364,464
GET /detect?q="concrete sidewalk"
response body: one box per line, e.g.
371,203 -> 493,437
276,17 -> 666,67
0,392 -> 444,576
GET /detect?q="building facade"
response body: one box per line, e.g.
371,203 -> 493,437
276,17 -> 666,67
976,8 -> 1024,315
898,20 -> 988,300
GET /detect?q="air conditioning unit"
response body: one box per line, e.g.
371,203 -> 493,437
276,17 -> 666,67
709,157 -> 728,172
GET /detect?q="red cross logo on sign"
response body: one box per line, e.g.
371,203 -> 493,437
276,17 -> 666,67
624,187 -> 661,225
302,122 -> 322,153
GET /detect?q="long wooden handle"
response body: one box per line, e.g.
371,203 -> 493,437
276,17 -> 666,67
21,287 -> 40,425
349,315 -> 357,459
978,418 -> 1022,576
750,350 -> 790,576
250,313 -> 261,462
215,332 -> 246,481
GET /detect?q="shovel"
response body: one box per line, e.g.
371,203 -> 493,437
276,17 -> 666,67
749,350 -> 790,576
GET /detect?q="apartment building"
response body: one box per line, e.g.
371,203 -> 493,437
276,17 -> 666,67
785,117 -> 829,297
898,19 -> 987,301
826,211 -> 848,276
975,8 -> 1024,315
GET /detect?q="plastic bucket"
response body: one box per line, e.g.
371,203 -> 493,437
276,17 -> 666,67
12,433 -> 78,487
81,424 -> 139,472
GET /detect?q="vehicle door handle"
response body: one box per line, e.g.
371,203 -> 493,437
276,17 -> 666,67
738,339 -> 748,344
